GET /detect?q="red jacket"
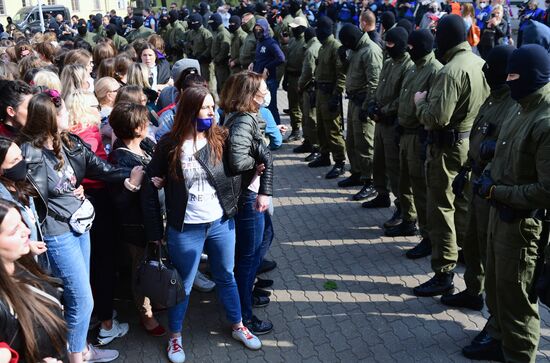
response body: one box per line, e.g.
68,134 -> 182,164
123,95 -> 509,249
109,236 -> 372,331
74,125 -> 108,190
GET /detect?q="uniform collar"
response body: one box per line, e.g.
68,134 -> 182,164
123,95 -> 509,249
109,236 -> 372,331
414,51 -> 435,68
517,83 -> 550,110
489,85 -> 511,102
442,41 -> 471,63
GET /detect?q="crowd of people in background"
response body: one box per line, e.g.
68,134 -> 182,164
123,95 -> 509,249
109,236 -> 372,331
0,0 -> 548,362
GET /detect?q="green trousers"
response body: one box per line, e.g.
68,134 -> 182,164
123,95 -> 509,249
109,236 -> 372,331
214,63 -> 230,96
302,88 -> 317,146
462,178 -> 489,296
346,101 -> 374,179
426,141 -> 469,273
373,122 -> 400,198
485,208 -> 541,363
286,75 -> 303,132
316,91 -> 346,162
200,62 -> 217,101
398,133 -> 428,238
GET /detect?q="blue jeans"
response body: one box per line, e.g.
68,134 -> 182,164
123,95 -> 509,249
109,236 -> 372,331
45,231 -> 93,353
167,217 -> 241,333
234,190 -> 265,321
266,78 -> 281,125
258,213 -> 274,264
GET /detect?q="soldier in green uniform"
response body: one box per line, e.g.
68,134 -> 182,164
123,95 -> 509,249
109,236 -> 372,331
125,16 -> 155,44
307,16 -> 347,180
106,24 -> 128,52
413,15 -> 490,297
363,27 -> 413,229
387,30 -> 441,249
209,13 -> 231,94
441,46 -> 517,311
285,17 -> 308,141
337,24 -> 382,203
166,10 -> 188,62
295,27 -> 321,159
239,12 -> 257,71
75,19 -> 96,48
186,13 -> 216,99
228,15 -> 247,74
462,44 -> 550,363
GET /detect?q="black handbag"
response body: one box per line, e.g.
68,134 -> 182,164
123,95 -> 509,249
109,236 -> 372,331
136,243 -> 185,308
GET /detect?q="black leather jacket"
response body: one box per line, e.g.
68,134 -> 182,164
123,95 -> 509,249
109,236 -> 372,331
21,133 -> 130,223
225,112 -> 273,196
141,135 -> 242,241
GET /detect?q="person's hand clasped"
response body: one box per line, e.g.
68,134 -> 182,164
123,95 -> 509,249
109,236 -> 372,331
255,194 -> 270,213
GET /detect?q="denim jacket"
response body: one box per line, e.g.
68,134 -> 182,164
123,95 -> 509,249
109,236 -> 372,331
0,182 -> 39,241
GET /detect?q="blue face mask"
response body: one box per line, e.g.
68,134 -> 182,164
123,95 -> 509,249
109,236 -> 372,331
195,117 -> 213,132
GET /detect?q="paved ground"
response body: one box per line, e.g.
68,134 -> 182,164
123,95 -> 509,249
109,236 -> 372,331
107,92 -> 550,362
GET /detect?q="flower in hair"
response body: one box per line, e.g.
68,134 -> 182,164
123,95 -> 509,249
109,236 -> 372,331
44,89 -> 62,108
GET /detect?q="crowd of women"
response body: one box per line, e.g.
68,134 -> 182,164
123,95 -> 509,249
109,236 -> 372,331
0,31 -> 283,363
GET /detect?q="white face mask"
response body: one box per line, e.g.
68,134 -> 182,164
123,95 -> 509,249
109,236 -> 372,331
261,91 -> 271,108
479,2 -> 487,8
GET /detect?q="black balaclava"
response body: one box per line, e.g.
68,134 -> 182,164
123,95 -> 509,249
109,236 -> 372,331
199,2 -> 208,15
292,25 -> 306,38
289,0 -> 301,16
397,18 -> 413,35
316,16 -> 333,44
159,16 -> 169,29
229,15 -> 241,33
338,23 -> 363,51
385,27 -> 408,59
77,19 -> 87,36
209,13 -> 223,30
482,45 -> 515,90
255,3 -> 268,17
169,10 -> 179,24
181,8 -> 190,20
381,11 -> 396,31
106,24 -> 117,38
506,44 -> 550,101
435,14 -> 466,60
189,13 -> 202,30
408,29 -> 434,61
132,15 -> 144,29
304,27 -> 316,43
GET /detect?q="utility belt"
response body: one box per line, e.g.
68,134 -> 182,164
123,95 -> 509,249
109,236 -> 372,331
427,129 -> 470,148
346,91 -> 367,107
493,201 -> 538,223
285,70 -> 301,77
317,82 -> 335,94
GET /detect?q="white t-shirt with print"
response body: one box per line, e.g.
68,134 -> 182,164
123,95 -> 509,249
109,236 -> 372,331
181,138 -> 224,224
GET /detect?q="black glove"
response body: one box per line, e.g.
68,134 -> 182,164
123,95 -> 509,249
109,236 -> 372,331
479,140 -> 497,162
359,108 -> 370,121
328,94 -> 340,109
366,102 -> 379,121
452,167 -> 470,197
337,45 -> 348,64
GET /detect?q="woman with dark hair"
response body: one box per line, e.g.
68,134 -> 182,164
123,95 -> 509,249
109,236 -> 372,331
0,199 -> 67,363
139,42 -> 171,90
219,71 -> 274,335
93,42 -> 116,74
114,54 -> 134,85
142,86 -> 261,363
0,79 -> 33,139
18,90 -> 139,363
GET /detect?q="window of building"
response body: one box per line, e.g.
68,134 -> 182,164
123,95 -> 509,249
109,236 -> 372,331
117,0 -> 127,9
0,0 -> 5,15
71,0 -> 80,11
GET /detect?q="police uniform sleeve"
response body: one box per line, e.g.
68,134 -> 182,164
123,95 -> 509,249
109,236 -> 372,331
298,48 -> 315,90
362,48 -> 383,110
416,70 -> 461,129
333,44 -> 346,95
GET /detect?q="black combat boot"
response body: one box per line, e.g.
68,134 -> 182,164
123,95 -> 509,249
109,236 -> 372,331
384,220 -> 418,237
286,129 -> 302,142
352,180 -> 378,201
293,140 -> 313,153
325,162 -> 345,179
308,153 -> 331,167
462,336 -> 504,362
337,173 -> 362,187
440,290 -> 484,311
383,203 -> 402,228
413,272 -> 454,297
406,238 -> 432,259
361,193 -> 391,208
304,146 -> 321,162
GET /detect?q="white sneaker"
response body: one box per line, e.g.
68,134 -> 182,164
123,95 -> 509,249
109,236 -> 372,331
232,326 -> 262,350
96,319 -> 130,346
193,271 -> 215,292
167,336 -> 186,363
83,345 -> 119,362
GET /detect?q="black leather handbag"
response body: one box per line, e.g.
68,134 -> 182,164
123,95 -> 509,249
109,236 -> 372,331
136,243 -> 185,308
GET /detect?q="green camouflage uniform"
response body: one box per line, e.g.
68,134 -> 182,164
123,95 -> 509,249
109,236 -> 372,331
112,33 -> 128,51
397,51 -> 442,238
416,42 -> 490,274
298,37 -> 321,146
345,32 -> 383,181
230,27 -> 247,73
238,17 -> 257,70
211,23 -> 231,94
126,25 -> 155,43
187,26 -> 216,98
315,34 -> 346,163
285,33 -> 306,133
167,20 -> 187,61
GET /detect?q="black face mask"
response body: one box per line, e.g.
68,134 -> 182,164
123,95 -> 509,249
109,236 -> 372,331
254,29 -> 264,40
190,21 -> 201,30
3,159 -> 26,182
229,22 -> 239,33
291,26 -> 305,38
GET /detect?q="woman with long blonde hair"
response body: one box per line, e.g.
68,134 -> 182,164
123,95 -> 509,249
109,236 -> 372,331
60,64 -> 89,101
